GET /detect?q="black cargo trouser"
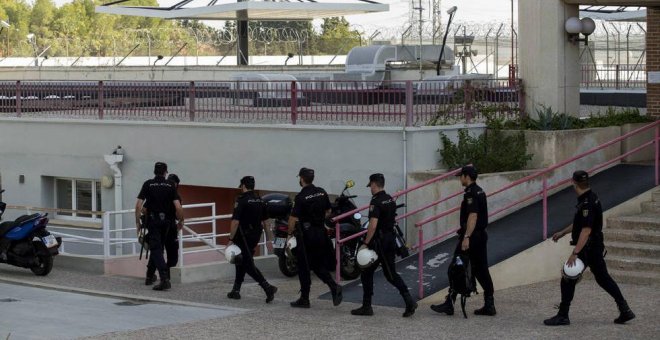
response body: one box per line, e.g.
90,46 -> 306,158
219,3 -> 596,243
295,224 -> 337,299
360,231 -> 410,300
560,243 -> 625,311
232,226 -> 267,291
145,216 -> 175,280
147,223 -> 179,278
452,230 -> 494,297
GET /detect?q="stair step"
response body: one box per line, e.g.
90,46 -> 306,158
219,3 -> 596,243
606,255 -> 660,273
607,241 -> 660,258
653,191 -> 660,203
607,214 -> 660,231
603,228 -> 660,243
641,201 -> 660,213
586,269 -> 660,286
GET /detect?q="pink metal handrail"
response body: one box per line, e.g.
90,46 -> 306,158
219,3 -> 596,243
413,120 -> 660,298
331,167 -> 466,282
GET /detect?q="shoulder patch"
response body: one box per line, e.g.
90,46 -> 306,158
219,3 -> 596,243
234,202 -> 238,209
582,209 -> 589,217
369,205 -> 374,212
466,197 -> 473,205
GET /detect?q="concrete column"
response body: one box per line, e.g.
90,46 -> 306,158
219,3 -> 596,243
519,0 -> 580,117
648,7 -> 660,119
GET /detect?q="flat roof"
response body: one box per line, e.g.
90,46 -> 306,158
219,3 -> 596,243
96,1 -> 389,21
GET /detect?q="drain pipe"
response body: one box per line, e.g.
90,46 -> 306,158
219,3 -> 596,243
104,151 -> 124,255
402,128 -> 408,237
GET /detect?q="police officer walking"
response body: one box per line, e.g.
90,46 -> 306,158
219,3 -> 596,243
351,173 -> 417,317
288,167 -> 343,308
431,166 -> 496,316
144,173 -> 182,286
135,162 -> 184,291
544,170 -> 635,326
227,176 -> 278,303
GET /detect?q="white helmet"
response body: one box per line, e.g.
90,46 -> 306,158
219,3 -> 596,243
562,258 -> 585,281
225,244 -> 243,264
357,248 -> 379,269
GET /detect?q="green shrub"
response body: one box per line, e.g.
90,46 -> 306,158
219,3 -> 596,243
584,107 -> 653,128
440,129 -> 532,173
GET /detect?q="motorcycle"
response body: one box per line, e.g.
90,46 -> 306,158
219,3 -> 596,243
0,190 -> 62,276
263,181 -> 367,280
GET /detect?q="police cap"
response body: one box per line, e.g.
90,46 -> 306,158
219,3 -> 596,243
298,167 -> 315,177
154,162 -> 168,175
239,176 -> 255,188
572,170 -> 589,183
366,173 -> 385,187
456,165 -> 478,179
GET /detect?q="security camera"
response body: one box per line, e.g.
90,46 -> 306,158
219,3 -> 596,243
447,6 -> 458,15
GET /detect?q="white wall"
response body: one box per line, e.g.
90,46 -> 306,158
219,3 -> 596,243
0,118 -> 484,219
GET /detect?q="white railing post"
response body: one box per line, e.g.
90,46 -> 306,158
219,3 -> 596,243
211,203 -> 217,239
178,227 -> 184,268
102,212 -> 111,259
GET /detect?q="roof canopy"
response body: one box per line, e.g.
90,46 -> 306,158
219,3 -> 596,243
96,0 -> 389,21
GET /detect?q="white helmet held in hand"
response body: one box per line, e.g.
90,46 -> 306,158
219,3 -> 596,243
357,247 -> 379,269
225,244 -> 243,264
285,237 -> 297,258
562,258 -> 585,281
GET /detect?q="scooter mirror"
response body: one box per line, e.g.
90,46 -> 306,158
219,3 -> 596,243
353,213 -> 362,220
345,180 -> 355,189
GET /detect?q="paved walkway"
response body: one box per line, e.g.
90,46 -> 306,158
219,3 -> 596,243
0,265 -> 657,340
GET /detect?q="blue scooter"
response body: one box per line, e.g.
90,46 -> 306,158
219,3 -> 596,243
0,190 -> 62,276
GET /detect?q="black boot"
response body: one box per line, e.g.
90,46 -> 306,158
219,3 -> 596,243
351,297 -> 374,316
153,279 -> 171,291
402,292 -> 418,317
227,290 -> 241,300
260,282 -> 278,304
145,274 -> 157,286
290,296 -> 310,308
474,295 -> 497,316
430,294 -> 455,316
544,303 -> 570,326
331,285 -> 343,306
614,300 -> 635,324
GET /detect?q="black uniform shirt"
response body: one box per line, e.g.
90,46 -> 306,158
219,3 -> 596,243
232,191 -> 267,231
291,185 -> 331,226
368,191 -> 396,234
137,176 -> 179,220
571,190 -> 604,247
459,183 -> 488,234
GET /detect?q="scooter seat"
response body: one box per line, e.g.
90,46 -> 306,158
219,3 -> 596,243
14,213 -> 41,224
339,223 -> 360,235
0,221 -> 18,238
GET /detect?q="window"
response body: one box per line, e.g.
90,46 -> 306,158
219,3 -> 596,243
55,178 -> 102,220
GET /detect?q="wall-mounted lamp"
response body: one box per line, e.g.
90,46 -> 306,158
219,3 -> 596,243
565,17 -> 596,45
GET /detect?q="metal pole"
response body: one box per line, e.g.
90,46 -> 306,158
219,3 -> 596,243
417,228 -> 424,299
542,177 -> 548,240
335,222 -> 341,283
511,0 -> 514,67
418,0 -> 424,80
655,125 -> 659,186
103,212 -> 111,259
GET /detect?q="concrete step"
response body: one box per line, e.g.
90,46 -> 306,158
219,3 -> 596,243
607,214 -> 660,231
607,241 -> 660,258
603,228 -> 660,244
653,191 -> 660,203
583,268 -> 660,286
606,255 -> 660,273
641,201 -> 660,213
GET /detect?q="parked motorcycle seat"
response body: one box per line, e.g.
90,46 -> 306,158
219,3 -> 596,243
0,221 -> 18,238
339,223 -> 360,234
14,213 -> 41,225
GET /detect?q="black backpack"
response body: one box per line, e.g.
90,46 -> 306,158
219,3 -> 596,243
448,253 -> 477,318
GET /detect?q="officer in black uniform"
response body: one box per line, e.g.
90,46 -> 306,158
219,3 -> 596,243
351,173 -> 417,317
135,162 -> 183,291
227,176 -> 278,303
288,167 -> 343,308
431,165 -> 496,316
145,173 -> 182,286
544,170 -> 635,326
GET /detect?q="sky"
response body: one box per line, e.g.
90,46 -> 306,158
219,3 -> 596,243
51,0 -> 519,32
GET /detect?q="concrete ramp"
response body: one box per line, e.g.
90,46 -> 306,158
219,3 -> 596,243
321,164 -> 656,307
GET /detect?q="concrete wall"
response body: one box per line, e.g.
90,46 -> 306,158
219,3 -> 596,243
519,0 -> 580,117
621,123 -> 658,163
405,169 -> 544,246
0,118 -> 484,222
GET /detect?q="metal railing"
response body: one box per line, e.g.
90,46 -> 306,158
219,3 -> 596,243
330,166 -> 468,283
413,120 -> 660,298
0,79 -> 524,126
581,64 -> 647,89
